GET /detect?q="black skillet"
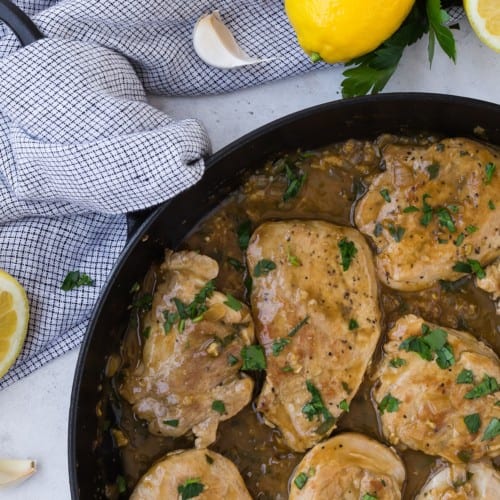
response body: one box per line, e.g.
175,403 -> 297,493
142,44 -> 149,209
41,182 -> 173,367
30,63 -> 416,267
1,2 -> 499,498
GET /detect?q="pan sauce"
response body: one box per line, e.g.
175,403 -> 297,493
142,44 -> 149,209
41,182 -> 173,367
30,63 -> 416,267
101,135 -> 499,499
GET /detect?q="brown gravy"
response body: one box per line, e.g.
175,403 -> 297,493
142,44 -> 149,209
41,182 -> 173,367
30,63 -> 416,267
102,136 -> 499,499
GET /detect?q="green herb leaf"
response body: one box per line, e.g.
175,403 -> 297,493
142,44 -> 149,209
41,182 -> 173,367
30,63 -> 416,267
464,413 -> 481,434
379,188 -> 391,202
457,450 -> 472,463
228,354 -> 239,366
131,293 -> 153,312
224,293 -> 242,311
272,337 -> 291,356
464,375 -> 499,399
178,478 -> 205,500
302,380 -> 335,430
163,419 -> 179,427
373,222 -> 383,236
237,220 -> 252,250
390,357 -> 407,368
453,259 -> 486,279
281,363 -> 294,373
129,282 -> 140,294
378,393 -> 401,414
142,326 -> 151,339
348,319 -> 359,330
61,270 -> 94,291
457,369 -> 474,384
163,311 -> 178,334
454,234 -> 465,246
241,345 -> 267,371
488,199 -> 496,210
294,472 -> 309,489
288,316 -> 309,337
227,257 -> 245,271
342,381 -> 352,394
287,245 -> 302,266
485,162 -> 496,184
426,163 -> 440,179
310,52 -> 322,63
116,475 -> 126,494
388,223 -> 405,242
362,494 -> 378,500
338,399 -> 350,412
253,259 -> 277,277
403,205 -> 420,213
420,193 -> 433,226
481,417 -> 500,441
283,164 -> 307,201
436,343 -> 455,369
465,225 -> 478,234
338,238 -> 358,271
437,207 -> 456,233
426,0 -> 456,64
211,400 -> 226,415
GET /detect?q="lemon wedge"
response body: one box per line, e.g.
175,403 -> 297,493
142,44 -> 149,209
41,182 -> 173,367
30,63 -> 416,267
464,0 -> 500,52
0,269 -> 29,379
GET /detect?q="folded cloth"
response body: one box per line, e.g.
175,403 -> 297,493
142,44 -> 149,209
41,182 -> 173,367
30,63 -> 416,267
0,0 -> 321,389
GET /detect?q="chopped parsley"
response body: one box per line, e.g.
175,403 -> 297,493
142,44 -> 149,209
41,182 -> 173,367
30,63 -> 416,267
310,52 -> 322,63
464,375 -> 499,399
61,270 -> 94,291
373,222 -> 383,237
436,207 -> 456,233
283,164 -> 307,201
465,225 -> 478,234
452,259 -> 486,279
485,162 -> 496,184
237,220 -> 252,250
338,238 -> 358,271
302,380 -> 335,432
228,354 -> 239,366
338,399 -> 350,412
390,357 -> 407,368
456,369 -> 474,384
211,400 -> 226,414
130,293 -> 153,312
272,337 -> 290,356
129,282 -> 140,294
227,257 -> 245,271
481,417 -> 500,441
288,316 -> 309,337
163,311 -> 178,334
362,494 -> 378,500
388,223 -> 405,242
287,244 -> 301,266
348,319 -> 359,330
224,293 -> 242,311
253,259 -> 277,277
163,419 -> 179,427
142,326 -> 151,339
426,163 -> 440,179
399,325 -> 455,369
178,478 -> 204,499
463,413 -> 481,434
281,363 -> 294,373
488,199 -> 496,210
379,189 -> 391,202
116,475 -> 126,494
420,193 -> 433,227
403,205 -> 419,213
294,472 -> 309,489
241,345 -> 267,371
342,381 -> 352,394
454,233 -> 465,246
378,393 -> 401,414
457,450 -> 472,463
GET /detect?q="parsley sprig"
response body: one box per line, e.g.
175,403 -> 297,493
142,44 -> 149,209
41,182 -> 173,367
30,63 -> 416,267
341,0 -> 457,97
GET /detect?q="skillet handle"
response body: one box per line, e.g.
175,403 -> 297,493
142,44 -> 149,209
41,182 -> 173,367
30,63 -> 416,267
0,0 -> 43,46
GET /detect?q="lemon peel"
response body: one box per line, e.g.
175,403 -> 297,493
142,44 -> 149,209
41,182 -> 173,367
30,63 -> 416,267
285,0 -> 416,63
464,0 -> 500,52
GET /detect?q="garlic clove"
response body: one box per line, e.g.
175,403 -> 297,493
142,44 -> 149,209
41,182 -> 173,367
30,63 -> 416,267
193,11 -> 273,69
0,458 -> 36,488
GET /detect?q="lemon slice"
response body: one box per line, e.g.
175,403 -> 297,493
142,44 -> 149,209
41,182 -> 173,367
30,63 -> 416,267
0,270 -> 29,379
464,0 -> 500,52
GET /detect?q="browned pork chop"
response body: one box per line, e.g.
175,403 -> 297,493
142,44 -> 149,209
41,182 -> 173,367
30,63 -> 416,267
373,314 -> 500,463
121,250 -> 254,448
130,449 -> 252,499
289,433 -> 405,499
355,138 -> 500,291
246,220 -> 381,452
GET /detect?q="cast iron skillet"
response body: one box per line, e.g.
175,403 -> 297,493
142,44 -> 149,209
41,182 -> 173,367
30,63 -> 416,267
69,94 -> 499,498
1,2 -> 499,498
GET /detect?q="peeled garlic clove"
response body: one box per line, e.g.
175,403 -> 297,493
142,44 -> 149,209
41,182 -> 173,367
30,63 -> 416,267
0,458 -> 36,488
193,11 -> 273,69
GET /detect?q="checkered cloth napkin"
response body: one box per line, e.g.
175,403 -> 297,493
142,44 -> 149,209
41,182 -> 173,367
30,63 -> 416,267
0,0 -> 319,388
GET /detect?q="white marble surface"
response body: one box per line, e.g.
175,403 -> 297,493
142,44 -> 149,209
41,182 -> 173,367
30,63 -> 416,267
1,19 -> 499,500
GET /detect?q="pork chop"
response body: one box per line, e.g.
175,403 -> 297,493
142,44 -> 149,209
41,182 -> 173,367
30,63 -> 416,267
246,220 -> 381,452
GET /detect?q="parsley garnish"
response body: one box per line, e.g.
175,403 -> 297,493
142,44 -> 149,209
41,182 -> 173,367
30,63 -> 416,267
163,419 -> 179,427
283,164 -> 307,201
456,369 -> 474,384
302,380 -> 335,432
129,282 -> 140,293
288,316 -> 309,337
388,223 -> 405,242
482,417 -> 500,441
485,162 -> 496,184
420,193 -> 433,226
272,337 -> 290,356
403,205 -> 419,213
464,413 -> 481,434
454,234 -> 465,246
426,163 -> 440,179
228,354 -> 239,366
390,357 -> 407,368
237,220 -> 252,250
116,475 -> 126,494
379,188 -> 391,202
227,257 -> 245,271
212,400 -> 226,414
310,52 -> 322,63
61,270 -> 94,291
373,222 -> 383,237
294,472 -> 308,489
338,399 -> 350,412
163,311 -> 178,334
142,326 -> 151,339
378,393 -> 401,414
488,199 -> 496,210
130,293 -> 153,312
464,375 -> 499,399
362,494 -> 378,500
338,238 -> 358,271
178,478 -> 204,499
253,259 -> 277,277
437,207 -> 456,232
466,225 -> 478,234
348,319 -> 359,330
452,259 -> 486,279
287,245 -> 301,266
224,293 -> 242,311
241,345 -> 266,371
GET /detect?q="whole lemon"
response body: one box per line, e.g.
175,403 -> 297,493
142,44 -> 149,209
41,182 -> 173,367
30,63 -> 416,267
285,0 -> 416,63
